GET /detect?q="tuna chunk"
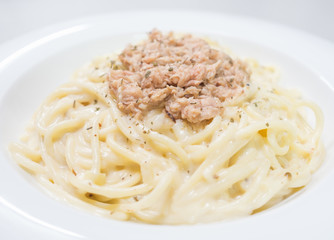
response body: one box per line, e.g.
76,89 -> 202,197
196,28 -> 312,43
108,29 -> 249,123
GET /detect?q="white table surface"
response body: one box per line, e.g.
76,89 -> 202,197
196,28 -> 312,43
0,0 -> 333,239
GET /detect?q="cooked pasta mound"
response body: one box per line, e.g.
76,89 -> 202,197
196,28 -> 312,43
9,30 -> 324,224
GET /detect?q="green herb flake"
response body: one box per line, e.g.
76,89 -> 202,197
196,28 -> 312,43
145,71 -> 151,78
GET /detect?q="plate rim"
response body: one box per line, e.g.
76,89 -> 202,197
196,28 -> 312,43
1,10 -> 334,240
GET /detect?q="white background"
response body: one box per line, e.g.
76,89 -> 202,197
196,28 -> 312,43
1,0 -> 334,44
0,0 -> 333,239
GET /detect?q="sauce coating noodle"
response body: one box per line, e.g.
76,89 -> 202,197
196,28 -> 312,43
9,33 -> 324,224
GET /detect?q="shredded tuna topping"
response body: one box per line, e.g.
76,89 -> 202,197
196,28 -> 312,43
108,29 -> 250,123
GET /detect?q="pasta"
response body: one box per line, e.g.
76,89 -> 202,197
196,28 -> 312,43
9,31 -> 324,224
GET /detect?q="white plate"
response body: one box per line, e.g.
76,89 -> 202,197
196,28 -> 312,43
0,10 -> 334,240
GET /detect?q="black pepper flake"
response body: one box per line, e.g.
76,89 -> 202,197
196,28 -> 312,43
266,122 -> 269,127
95,107 -> 100,111
168,67 -> 173,71
145,71 -> 151,78
254,102 -> 258,107
94,99 -> 98,104
165,109 -> 176,122
86,126 -> 93,130
230,118 -> 234,123
153,62 -> 158,67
